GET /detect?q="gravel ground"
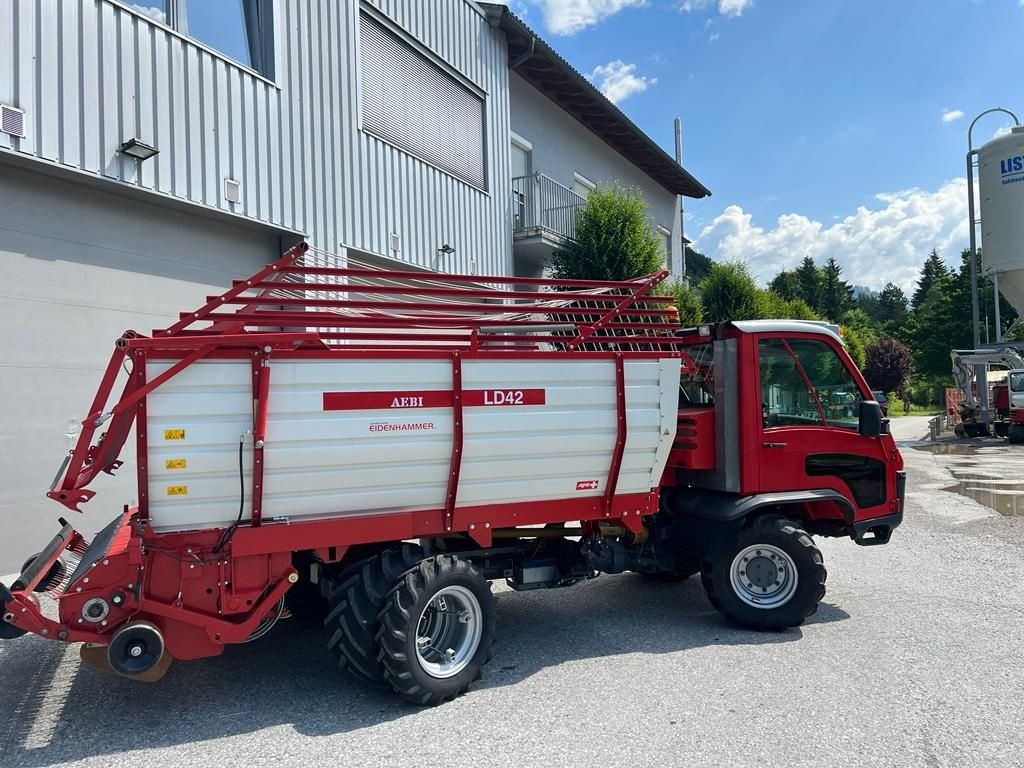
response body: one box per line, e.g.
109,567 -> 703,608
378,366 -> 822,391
1,415 -> 1023,768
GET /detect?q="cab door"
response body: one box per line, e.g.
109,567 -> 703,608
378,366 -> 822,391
755,334 -> 895,518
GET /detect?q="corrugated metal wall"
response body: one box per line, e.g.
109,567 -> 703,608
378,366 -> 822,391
0,0 -> 512,276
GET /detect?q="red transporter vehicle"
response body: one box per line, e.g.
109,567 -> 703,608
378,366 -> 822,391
0,244 -> 904,704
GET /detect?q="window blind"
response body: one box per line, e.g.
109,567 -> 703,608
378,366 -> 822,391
360,13 -> 486,190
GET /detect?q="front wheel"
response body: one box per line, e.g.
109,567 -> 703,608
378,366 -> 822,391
701,515 -> 826,630
377,555 -> 495,705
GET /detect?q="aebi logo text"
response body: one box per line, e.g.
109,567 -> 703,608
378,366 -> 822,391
390,396 -> 424,408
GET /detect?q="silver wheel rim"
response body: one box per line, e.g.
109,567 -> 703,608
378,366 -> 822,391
729,544 -> 799,609
414,585 -> 483,679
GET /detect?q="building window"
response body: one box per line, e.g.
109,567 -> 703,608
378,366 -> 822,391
131,1 -> 275,78
572,172 -> 596,200
656,225 -> 672,266
359,12 -> 487,190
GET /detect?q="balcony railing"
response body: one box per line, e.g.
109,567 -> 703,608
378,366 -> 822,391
512,173 -> 586,243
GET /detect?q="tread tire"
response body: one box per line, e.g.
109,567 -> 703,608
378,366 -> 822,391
1009,425 -> 1024,445
701,515 -> 826,630
377,555 -> 495,706
324,544 -> 424,688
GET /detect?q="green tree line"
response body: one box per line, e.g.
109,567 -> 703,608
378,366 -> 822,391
549,185 -> 1018,406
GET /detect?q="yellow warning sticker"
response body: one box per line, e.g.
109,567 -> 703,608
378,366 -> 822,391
166,485 -> 188,496
164,429 -> 186,440
165,459 -> 187,470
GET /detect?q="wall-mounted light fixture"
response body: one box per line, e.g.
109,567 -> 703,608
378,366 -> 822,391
437,243 -> 455,257
118,138 -> 159,161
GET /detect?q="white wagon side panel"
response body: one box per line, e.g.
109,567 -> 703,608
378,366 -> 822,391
145,357 -> 680,532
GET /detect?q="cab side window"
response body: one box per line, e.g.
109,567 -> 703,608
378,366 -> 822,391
759,337 -> 864,430
787,339 -> 863,430
759,339 -> 825,427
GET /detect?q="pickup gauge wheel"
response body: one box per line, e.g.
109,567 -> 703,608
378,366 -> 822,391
377,555 -> 495,706
324,544 -> 424,688
701,515 -> 826,630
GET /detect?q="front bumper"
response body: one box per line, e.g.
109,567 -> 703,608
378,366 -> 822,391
852,470 -> 906,546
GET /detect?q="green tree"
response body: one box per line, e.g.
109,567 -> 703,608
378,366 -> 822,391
911,249 -> 949,310
843,326 -> 867,369
794,256 -> 822,311
761,291 -> 819,320
876,282 -> 909,331
684,246 -> 714,284
768,270 -> 801,302
903,276 -> 959,378
840,307 -> 880,346
820,257 -> 854,322
700,262 -> 764,322
549,184 -> 662,281
657,279 -> 704,326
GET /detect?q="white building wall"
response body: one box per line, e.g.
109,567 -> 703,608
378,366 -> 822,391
508,72 -> 679,266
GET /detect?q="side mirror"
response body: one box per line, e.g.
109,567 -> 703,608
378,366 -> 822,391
859,400 -> 885,437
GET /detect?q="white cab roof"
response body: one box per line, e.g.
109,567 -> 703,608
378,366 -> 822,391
731,320 -> 844,344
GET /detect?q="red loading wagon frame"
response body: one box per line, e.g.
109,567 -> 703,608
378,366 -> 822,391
48,242 -> 695,552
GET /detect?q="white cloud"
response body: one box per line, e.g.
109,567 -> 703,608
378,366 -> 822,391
693,179 -> 970,293
994,124 -> 1014,139
941,108 -> 965,124
588,60 -> 656,103
679,0 -> 754,17
128,4 -> 166,23
523,0 -> 647,35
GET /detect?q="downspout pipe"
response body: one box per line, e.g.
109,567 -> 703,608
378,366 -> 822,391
510,35 -> 536,69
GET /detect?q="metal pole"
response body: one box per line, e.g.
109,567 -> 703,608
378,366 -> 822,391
964,108 -> 1020,427
994,272 -> 1003,344
675,117 -> 686,284
966,152 -> 982,350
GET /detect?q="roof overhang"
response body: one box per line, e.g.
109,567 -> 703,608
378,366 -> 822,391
479,3 -> 711,199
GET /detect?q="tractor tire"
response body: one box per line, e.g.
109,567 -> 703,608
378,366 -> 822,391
377,555 -> 495,706
701,515 -> 826,631
324,544 -> 424,688
1009,425 -> 1024,445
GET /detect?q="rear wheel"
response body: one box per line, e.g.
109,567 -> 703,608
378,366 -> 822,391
1009,425 -> 1024,445
377,555 -> 495,705
324,544 -> 424,688
701,515 -> 826,630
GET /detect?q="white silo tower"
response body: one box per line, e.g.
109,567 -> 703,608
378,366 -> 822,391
979,125 -> 1024,319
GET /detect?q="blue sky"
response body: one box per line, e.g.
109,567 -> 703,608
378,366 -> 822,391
505,0 -> 1022,291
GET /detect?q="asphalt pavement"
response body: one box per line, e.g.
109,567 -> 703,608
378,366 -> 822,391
1,415 -> 1022,768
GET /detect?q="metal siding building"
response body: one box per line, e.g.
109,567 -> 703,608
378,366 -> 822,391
0,0 -> 707,569
0,0 -> 510,274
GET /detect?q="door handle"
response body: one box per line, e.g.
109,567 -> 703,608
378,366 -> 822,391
762,442 -> 788,448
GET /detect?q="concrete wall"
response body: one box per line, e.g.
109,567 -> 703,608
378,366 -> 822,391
0,0 -> 512,276
508,72 -> 680,264
0,165 -> 280,571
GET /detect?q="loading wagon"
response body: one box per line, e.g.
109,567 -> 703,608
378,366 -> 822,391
1,243 -> 904,704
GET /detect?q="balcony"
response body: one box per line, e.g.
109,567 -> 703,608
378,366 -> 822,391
511,172 -> 586,254
511,173 -> 586,276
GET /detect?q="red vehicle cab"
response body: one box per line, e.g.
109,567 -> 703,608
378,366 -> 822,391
666,321 -> 904,547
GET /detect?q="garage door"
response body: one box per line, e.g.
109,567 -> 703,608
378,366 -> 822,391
0,165 -> 284,572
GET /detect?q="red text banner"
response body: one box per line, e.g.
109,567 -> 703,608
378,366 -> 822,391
324,389 -> 546,411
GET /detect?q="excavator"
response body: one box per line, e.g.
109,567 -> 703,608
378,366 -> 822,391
950,348 -> 1024,441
